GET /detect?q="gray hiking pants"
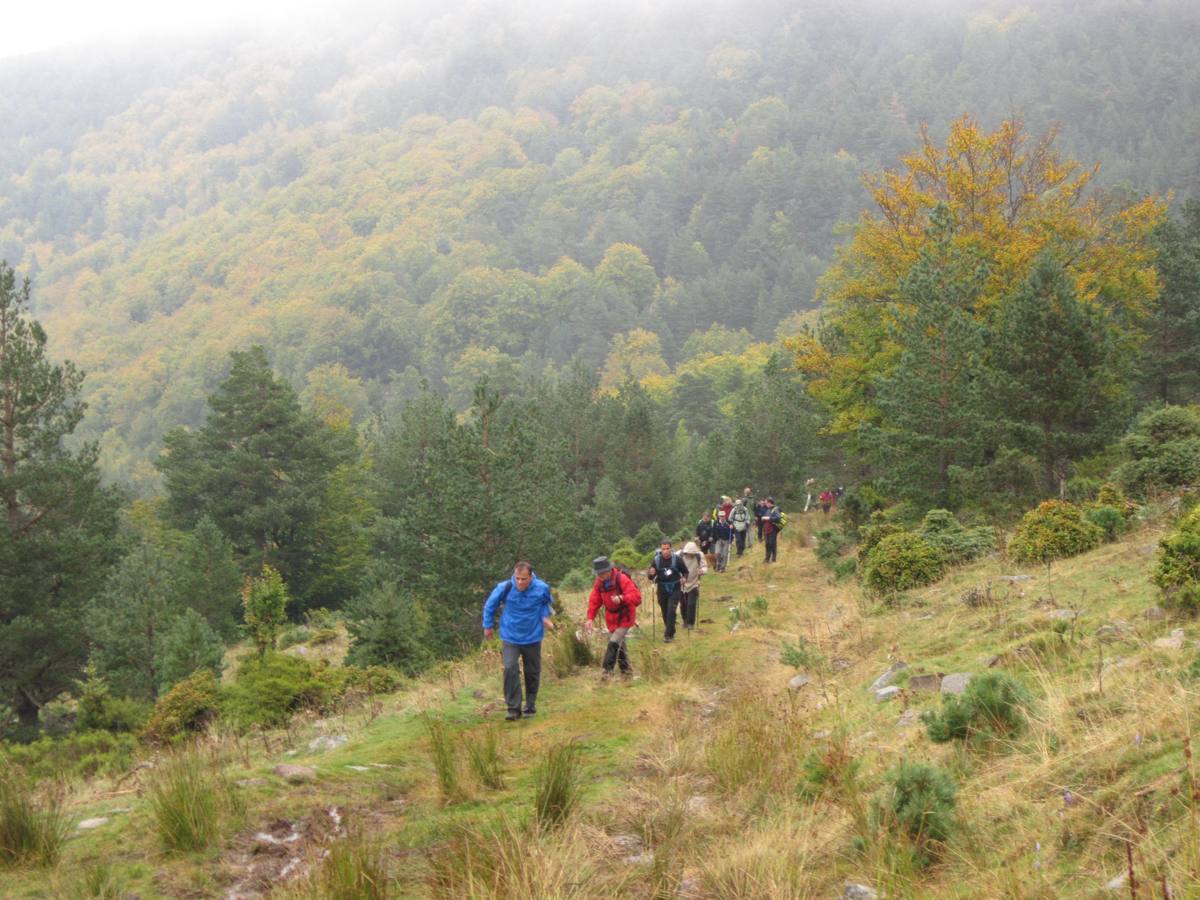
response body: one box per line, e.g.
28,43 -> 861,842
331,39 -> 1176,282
501,640 -> 541,714
713,539 -> 731,571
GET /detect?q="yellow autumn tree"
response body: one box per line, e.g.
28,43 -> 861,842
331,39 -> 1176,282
599,328 -> 669,390
800,114 -> 1164,434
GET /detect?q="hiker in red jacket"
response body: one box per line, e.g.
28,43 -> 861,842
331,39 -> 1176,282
585,556 -> 642,678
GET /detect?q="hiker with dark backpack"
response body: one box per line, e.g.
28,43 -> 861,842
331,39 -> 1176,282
585,556 -> 642,678
761,497 -> 784,563
696,510 -> 714,556
482,561 -> 555,721
647,540 -> 689,643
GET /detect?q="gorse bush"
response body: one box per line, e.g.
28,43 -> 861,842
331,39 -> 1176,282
1084,504 -> 1127,542
1117,404 -> 1200,497
860,532 -> 947,597
0,768 -> 69,869
872,761 -> 957,866
0,731 -> 137,782
222,653 -> 331,730
146,749 -> 242,852
815,527 -> 850,571
1009,500 -> 1103,565
1154,507 -> 1200,615
916,509 -> 995,563
855,515 -> 903,565
533,741 -> 582,830
141,669 -> 220,744
922,672 -> 1033,744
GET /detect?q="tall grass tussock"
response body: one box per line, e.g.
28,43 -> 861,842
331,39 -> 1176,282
0,766 -> 69,868
147,749 -> 243,852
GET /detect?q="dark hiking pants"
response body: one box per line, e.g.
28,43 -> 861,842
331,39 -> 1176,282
658,583 -> 681,639
501,640 -> 541,714
734,529 -> 747,556
681,588 -> 699,628
764,531 -> 778,563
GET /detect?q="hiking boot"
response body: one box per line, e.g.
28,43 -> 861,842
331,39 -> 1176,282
523,706 -> 536,717
505,710 -> 522,721
601,642 -> 619,675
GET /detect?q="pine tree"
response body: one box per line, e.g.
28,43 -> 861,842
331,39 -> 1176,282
157,346 -> 356,607
987,256 -> 1133,495
865,208 -> 990,504
0,262 -> 121,728
1140,202 -> 1200,404
155,608 -> 225,693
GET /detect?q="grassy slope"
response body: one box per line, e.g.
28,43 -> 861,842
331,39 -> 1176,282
5,515 -> 1200,897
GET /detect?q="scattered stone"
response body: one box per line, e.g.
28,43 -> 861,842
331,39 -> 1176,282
293,645 -> 309,656
941,673 -> 972,695
1048,609 -> 1079,620
472,689 -> 486,699
907,673 -> 942,692
1105,871 -> 1128,891
307,734 -> 348,752
832,657 -> 852,671
1095,623 -> 1128,643
1000,575 -> 1032,583
236,778 -> 270,788
274,764 -> 317,784
812,730 -> 831,740
896,708 -> 921,729
984,655 -> 1001,668
685,795 -> 710,814
623,849 -> 655,865
1145,605 -> 1167,621
844,884 -> 879,900
76,817 -> 109,830
1154,629 -> 1186,650
1138,543 -> 1158,556
788,673 -> 812,691
676,875 -> 702,897
345,765 -> 371,772
915,613 -> 934,621
874,686 -> 900,703
869,661 -> 907,692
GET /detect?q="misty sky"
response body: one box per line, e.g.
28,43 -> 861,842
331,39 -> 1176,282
2,0 -> 342,59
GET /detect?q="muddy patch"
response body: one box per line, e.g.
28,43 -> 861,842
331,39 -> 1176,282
223,806 -> 347,898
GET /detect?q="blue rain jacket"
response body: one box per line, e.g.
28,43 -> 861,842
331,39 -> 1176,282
482,572 -> 554,645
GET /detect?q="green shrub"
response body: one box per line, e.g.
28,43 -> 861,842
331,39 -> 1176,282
872,761 -> 957,865
860,532 -> 947,597
921,672 -> 1032,744
155,608 -> 226,692
74,664 -> 151,735
1154,507 -> 1200,615
833,557 -> 858,580
243,564 -> 290,658
633,522 -> 664,554
855,516 -> 903,565
308,627 -> 339,646
141,670 -> 220,744
797,737 -> 861,802
278,625 -> 312,650
558,567 -> 592,592
916,509 -> 996,563
1084,504 -> 1126,542
837,482 -> 887,529
0,768 -> 70,868
147,749 -> 242,852
333,665 -> 407,696
1117,405 -> 1200,498
815,527 -> 849,571
609,537 -> 650,570
533,741 -> 582,830
780,639 -> 825,672
0,732 -> 138,782
222,654 -> 331,730
344,582 -> 433,676
1009,500 -> 1103,565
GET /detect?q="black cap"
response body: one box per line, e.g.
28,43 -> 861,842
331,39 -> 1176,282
592,556 -> 613,576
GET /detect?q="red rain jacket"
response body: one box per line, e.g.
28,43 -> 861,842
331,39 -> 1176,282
586,569 -> 642,630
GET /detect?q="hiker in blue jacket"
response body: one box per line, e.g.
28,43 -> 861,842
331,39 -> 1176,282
482,561 -> 555,721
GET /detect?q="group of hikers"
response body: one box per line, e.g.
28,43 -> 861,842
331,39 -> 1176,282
480,486 -> 786,721
804,478 -> 845,515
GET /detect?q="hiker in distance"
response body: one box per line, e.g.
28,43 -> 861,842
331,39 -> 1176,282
678,540 -> 708,632
585,556 -> 642,678
696,509 -> 714,557
482,561 -> 555,721
731,496 -> 752,557
712,509 -> 733,572
647,540 -> 689,642
761,496 -> 783,563
740,487 -> 755,548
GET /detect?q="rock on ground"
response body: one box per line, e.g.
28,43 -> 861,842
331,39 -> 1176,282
940,673 -> 972,695
869,661 -> 907,692
273,764 -> 317,784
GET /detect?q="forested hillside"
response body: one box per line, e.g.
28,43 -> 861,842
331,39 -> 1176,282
1,0 -> 1198,488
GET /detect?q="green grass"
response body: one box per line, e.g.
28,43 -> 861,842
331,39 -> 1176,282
0,768 -> 69,869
